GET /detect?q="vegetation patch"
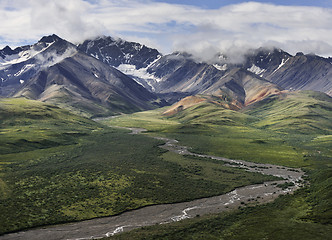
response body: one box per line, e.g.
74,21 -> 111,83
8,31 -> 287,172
0,98 -> 277,234
109,183 -> 332,240
105,90 -> 332,239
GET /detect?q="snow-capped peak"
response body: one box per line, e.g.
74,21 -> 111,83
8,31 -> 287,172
0,41 -> 55,66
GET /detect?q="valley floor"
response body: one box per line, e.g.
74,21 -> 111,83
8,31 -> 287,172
0,95 -> 331,239
0,128 -> 304,240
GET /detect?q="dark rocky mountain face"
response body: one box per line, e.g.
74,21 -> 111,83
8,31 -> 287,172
1,35 -> 163,117
0,46 -> 20,58
13,51 -> 163,117
78,36 -> 161,69
243,48 -> 292,77
146,52 -> 220,93
144,52 -> 283,106
243,48 -> 332,96
78,40 -> 286,106
0,34 -> 77,96
2,34 -> 331,116
81,35 -> 331,98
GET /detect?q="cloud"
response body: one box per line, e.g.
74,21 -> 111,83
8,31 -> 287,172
29,0 -> 105,42
1,0 -> 332,61
0,0 -> 105,46
169,2 -> 332,62
34,47 -> 78,69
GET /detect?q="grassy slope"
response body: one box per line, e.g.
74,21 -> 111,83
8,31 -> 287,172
106,101 -> 303,167
107,91 -> 332,168
244,91 -> 332,134
0,98 -> 276,234
105,90 -> 332,239
0,98 -> 101,154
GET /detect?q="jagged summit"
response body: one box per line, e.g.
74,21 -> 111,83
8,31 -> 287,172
0,46 -> 15,58
1,45 -> 14,54
78,36 -> 161,69
1,33 -> 331,116
0,34 -> 77,90
243,48 -> 332,95
78,35 -> 332,98
0,34 -> 163,117
0,35 -> 65,60
38,34 -> 63,43
244,47 -> 292,72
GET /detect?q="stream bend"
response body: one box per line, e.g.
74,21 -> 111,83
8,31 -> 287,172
0,127 -> 305,240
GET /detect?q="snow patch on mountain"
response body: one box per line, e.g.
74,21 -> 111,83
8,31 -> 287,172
272,58 -> 289,74
86,40 -> 95,51
14,64 -> 35,77
0,42 -> 55,67
116,55 -> 162,87
90,53 -> 99,60
213,64 -> 228,71
247,64 -> 266,75
117,64 -> 161,84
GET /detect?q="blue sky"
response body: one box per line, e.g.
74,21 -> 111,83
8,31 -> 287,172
1,0 -> 332,60
153,0 -> 332,8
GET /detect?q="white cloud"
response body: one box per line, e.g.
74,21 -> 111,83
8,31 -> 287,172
35,47 -> 78,69
168,2 -> 332,61
0,0 -> 105,46
1,0 -> 332,60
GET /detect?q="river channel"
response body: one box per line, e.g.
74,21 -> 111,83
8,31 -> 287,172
0,127 -> 305,240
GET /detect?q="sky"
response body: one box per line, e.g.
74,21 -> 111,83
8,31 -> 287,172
1,0 -> 332,61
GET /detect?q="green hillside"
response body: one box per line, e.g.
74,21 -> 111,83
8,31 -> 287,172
0,98 -> 276,234
107,91 -> 332,167
0,98 -> 102,154
1,91 -> 331,237
244,91 -> 332,134
106,90 -> 332,239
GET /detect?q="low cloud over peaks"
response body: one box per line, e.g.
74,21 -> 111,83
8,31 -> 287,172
0,0 -> 105,46
171,2 -> 332,62
29,0 -> 105,43
1,1 -> 332,59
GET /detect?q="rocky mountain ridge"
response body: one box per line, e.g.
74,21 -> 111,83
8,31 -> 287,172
243,48 -> 332,96
80,36 -> 332,99
1,34 -> 331,116
0,34 -> 76,96
78,36 -> 161,69
0,35 -> 163,117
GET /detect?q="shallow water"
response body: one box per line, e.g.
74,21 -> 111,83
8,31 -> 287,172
0,127 -> 304,240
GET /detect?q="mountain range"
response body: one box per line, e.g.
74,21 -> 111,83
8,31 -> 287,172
0,35 -> 162,117
1,34 -> 331,117
1,34 -> 332,239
